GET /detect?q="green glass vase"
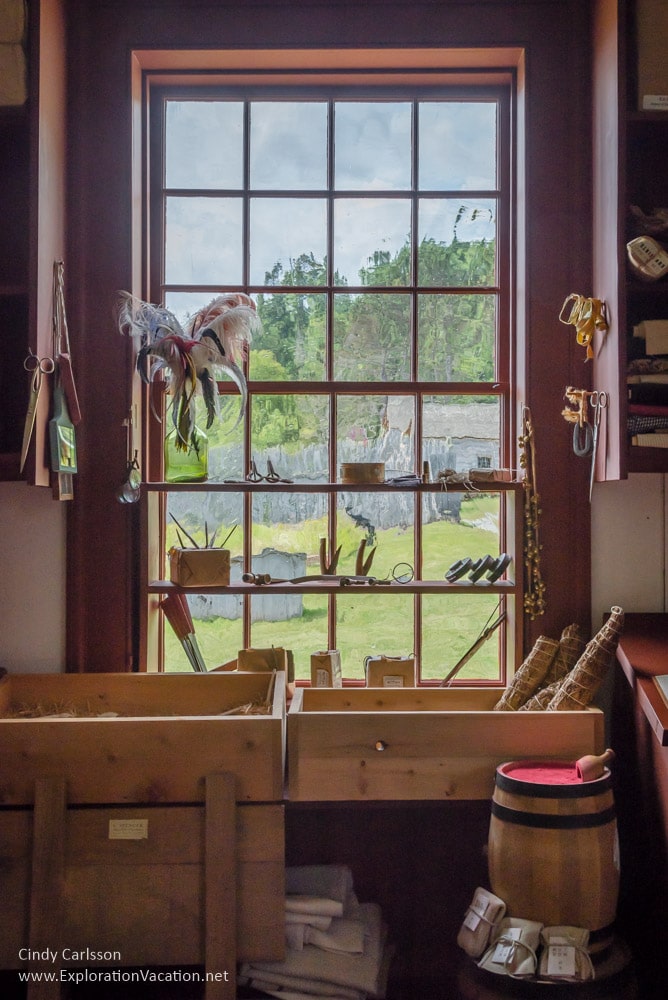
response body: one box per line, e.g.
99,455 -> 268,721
164,425 -> 209,483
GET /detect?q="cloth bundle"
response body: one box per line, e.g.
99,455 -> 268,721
457,890 -> 595,982
239,865 -> 391,1000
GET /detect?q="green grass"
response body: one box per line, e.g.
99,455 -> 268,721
165,494 -> 505,681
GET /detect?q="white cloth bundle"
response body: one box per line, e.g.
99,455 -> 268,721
286,865 -> 355,906
286,917 -> 366,955
241,901 -> 388,998
286,895 -> 345,919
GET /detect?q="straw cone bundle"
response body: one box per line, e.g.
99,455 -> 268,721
544,623 -> 585,685
518,679 -> 562,711
546,607 -> 625,711
494,636 -> 559,711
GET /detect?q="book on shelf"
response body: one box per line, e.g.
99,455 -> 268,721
632,433 -> 668,448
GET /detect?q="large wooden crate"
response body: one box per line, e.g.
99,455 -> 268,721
0,671 -> 285,804
287,687 -> 604,801
0,672 -> 287,979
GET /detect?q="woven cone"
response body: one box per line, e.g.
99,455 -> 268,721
546,607 -> 625,711
494,635 -> 559,711
518,679 -> 562,711
544,623 -> 585,685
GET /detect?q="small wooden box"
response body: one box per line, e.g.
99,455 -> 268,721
169,546 -> 230,586
0,671 -> 285,804
287,687 -> 604,801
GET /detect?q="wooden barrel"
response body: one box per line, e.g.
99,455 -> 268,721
488,760 -> 619,953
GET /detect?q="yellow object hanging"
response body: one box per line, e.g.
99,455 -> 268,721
558,293 -> 608,361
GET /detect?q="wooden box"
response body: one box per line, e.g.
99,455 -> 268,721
169,546 -> 231,586
287,687 -> 604,801
0,800 -> 284,967
0,671 -> 285,805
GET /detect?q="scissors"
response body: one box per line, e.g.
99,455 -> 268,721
20,350 -> 55,473
589,390 -> 609,502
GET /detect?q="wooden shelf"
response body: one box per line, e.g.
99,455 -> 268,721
149,578 -> 517,596
144,479 -> 522,494
616,612 -> 668,745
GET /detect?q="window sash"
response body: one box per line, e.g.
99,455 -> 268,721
145,77 -> 514,683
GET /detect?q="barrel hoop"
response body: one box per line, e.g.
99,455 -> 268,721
590,922 -> 616,947
495,769 -> 612,798
491,800 -> 616,829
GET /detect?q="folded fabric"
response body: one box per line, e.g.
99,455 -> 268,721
241,974 -> 364,1000
538,925 -> 594,981
286,895 -> 345,918
457,886 -> 506,958
242,901 -> 387,996
286,865 -> 355,906
286,910 -> 333,930
478,917 -> 542,977
305,918 -> 366,955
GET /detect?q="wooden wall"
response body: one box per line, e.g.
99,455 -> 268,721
62,0 -> 594,672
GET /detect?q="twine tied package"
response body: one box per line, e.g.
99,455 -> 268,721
168,547 -> 230,587
365,655 -> 415,688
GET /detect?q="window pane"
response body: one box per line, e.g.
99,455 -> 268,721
337,395 -> 415,478
164,491 -> 244,673
419,101 -> 497,191
165,196 -> 243,284
251,493 -> 328,570
421,595 -> 501,682
417,293 -> 496,382
250,198 -> 327,285
421,493 -> 500,579
250,394 -> 330,477
250,102 -> 327,190
165,101 -> 243,190
338,492 -> 415,582
253,292 -> 327,381
422,395 -> 500,474
335,102 -> 412,190
336,594 -> 414,680
334,199 -> 412,286
418,199 -> 496,287
251,594 -> 329,680
333,293 -> 411,381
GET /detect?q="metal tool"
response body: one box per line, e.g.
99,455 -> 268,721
20,350 -> 55,473
589,390 -> 608,502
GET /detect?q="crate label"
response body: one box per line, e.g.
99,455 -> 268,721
642,94 -> 668,110
382,675 -> 405,687
108,818 -> 149,840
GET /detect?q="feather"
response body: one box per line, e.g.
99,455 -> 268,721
117,289 -> 260,444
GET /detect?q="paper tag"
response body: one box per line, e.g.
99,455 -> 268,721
546,943 -> 577,977
382,674 -> 405,687
109,818 -> 149,840
643,94 -> 668,111
492,926 -> 521,964
463,909 -> 481,931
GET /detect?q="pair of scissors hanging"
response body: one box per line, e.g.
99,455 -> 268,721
588,390 -> 609,503
19,350 -> 55,473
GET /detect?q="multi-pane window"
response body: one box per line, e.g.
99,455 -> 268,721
147,84 -> 513,682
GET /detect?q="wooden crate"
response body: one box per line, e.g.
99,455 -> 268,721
0,671 -> 285,805
0,799 -> 284,968
287,687 -> 605,801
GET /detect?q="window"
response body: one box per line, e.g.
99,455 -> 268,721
144,75 -> 516,683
